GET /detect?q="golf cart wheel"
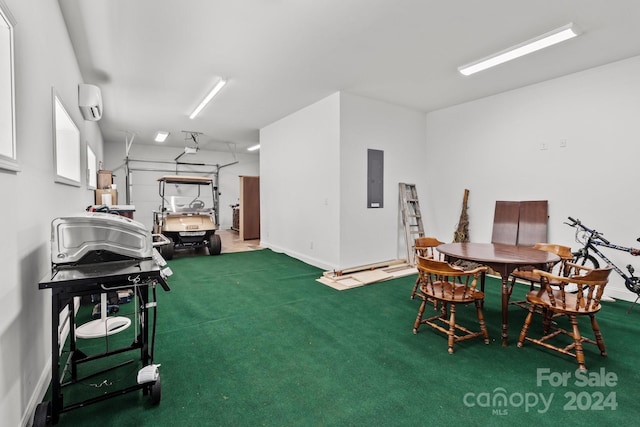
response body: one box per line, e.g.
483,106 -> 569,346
161,237 -> 175,260
208,234 -> 222,256
150,375 -> 162,405
33,401 -> 51,427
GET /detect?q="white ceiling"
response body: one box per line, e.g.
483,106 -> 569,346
58,0 -> 640,152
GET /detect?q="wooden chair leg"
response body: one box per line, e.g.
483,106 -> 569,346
410,277 -> 420,299
542,308 -> 553,334
475,300 -> 489,344
569,315 -> 587,371
517,306 -> 535,347
413,298 -> 427,334
590,314 -> 607,357
447,304 -> 457,354
507,275 -> 517,297
480,272 -> 485,309
439,301 -> 447,318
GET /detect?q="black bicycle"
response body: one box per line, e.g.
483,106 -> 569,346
565,217 -> 640,301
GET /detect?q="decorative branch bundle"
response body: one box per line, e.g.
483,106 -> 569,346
453,189 -> 470,243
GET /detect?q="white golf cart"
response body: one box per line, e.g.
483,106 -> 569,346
153,175 -> 222,259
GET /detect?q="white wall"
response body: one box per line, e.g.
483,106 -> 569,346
102,142 -> 259,231
260,93 -> 341,269
339,93 -> 427,268
0,1 -> 104,425
424,55 -> 640,301
259,92 -> 426,270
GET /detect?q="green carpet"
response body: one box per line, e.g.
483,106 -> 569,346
50,249 -> 640,426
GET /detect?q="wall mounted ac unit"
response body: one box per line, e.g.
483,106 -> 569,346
78,84 -> 103,121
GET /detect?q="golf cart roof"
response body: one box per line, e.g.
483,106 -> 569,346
157,175 -> 213,185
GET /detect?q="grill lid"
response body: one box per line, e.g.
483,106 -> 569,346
51,212 -> 152,264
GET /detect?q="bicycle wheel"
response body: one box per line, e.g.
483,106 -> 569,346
572,252 -> 600,269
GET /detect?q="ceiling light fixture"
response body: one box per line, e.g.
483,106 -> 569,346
154,131 -> 169,142
189,78 -> 227,119
458,23 -> 580,76
247,144 -> 260,152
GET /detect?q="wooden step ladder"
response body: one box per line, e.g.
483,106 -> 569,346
399,183 -> 424,265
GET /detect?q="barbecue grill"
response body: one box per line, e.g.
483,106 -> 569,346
35,212 -> 171,426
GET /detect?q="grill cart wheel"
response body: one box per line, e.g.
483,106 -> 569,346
33,401 -> 51,427
150,374 -> 162,405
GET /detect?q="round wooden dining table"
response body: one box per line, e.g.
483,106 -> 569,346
437,242 -> 560,346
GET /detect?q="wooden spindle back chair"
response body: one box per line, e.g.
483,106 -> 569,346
517,263 -> 612,371
410,237 -> 444,299
413,256 -> 489,354
509,243 -> 574,309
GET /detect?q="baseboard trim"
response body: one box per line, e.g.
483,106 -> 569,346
260,242 -> 334,271
22,358 -> 51,427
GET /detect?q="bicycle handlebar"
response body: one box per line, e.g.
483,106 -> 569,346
566,216 -> 611,244
567,216 -> 579,226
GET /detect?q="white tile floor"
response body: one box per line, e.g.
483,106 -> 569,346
218,229 -> 261,253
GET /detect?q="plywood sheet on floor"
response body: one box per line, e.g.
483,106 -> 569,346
317,260 -> 417,291
350,269 -> 393,284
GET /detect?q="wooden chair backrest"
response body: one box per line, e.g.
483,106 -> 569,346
416,256 -> 487,301
414,237 -> 444,263
531,243 -> 574,276
533,264 -> 612,312
532,243 -> 573,259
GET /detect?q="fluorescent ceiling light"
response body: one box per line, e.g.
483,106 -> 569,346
247,144 -> 260,152
154,131 -> 169,142
189,78 -> 227,119
458,23 -> 580,76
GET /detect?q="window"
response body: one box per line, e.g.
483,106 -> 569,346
0,0 -> 17,171
87,144 -> 96,189
53,89 -> 81,186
